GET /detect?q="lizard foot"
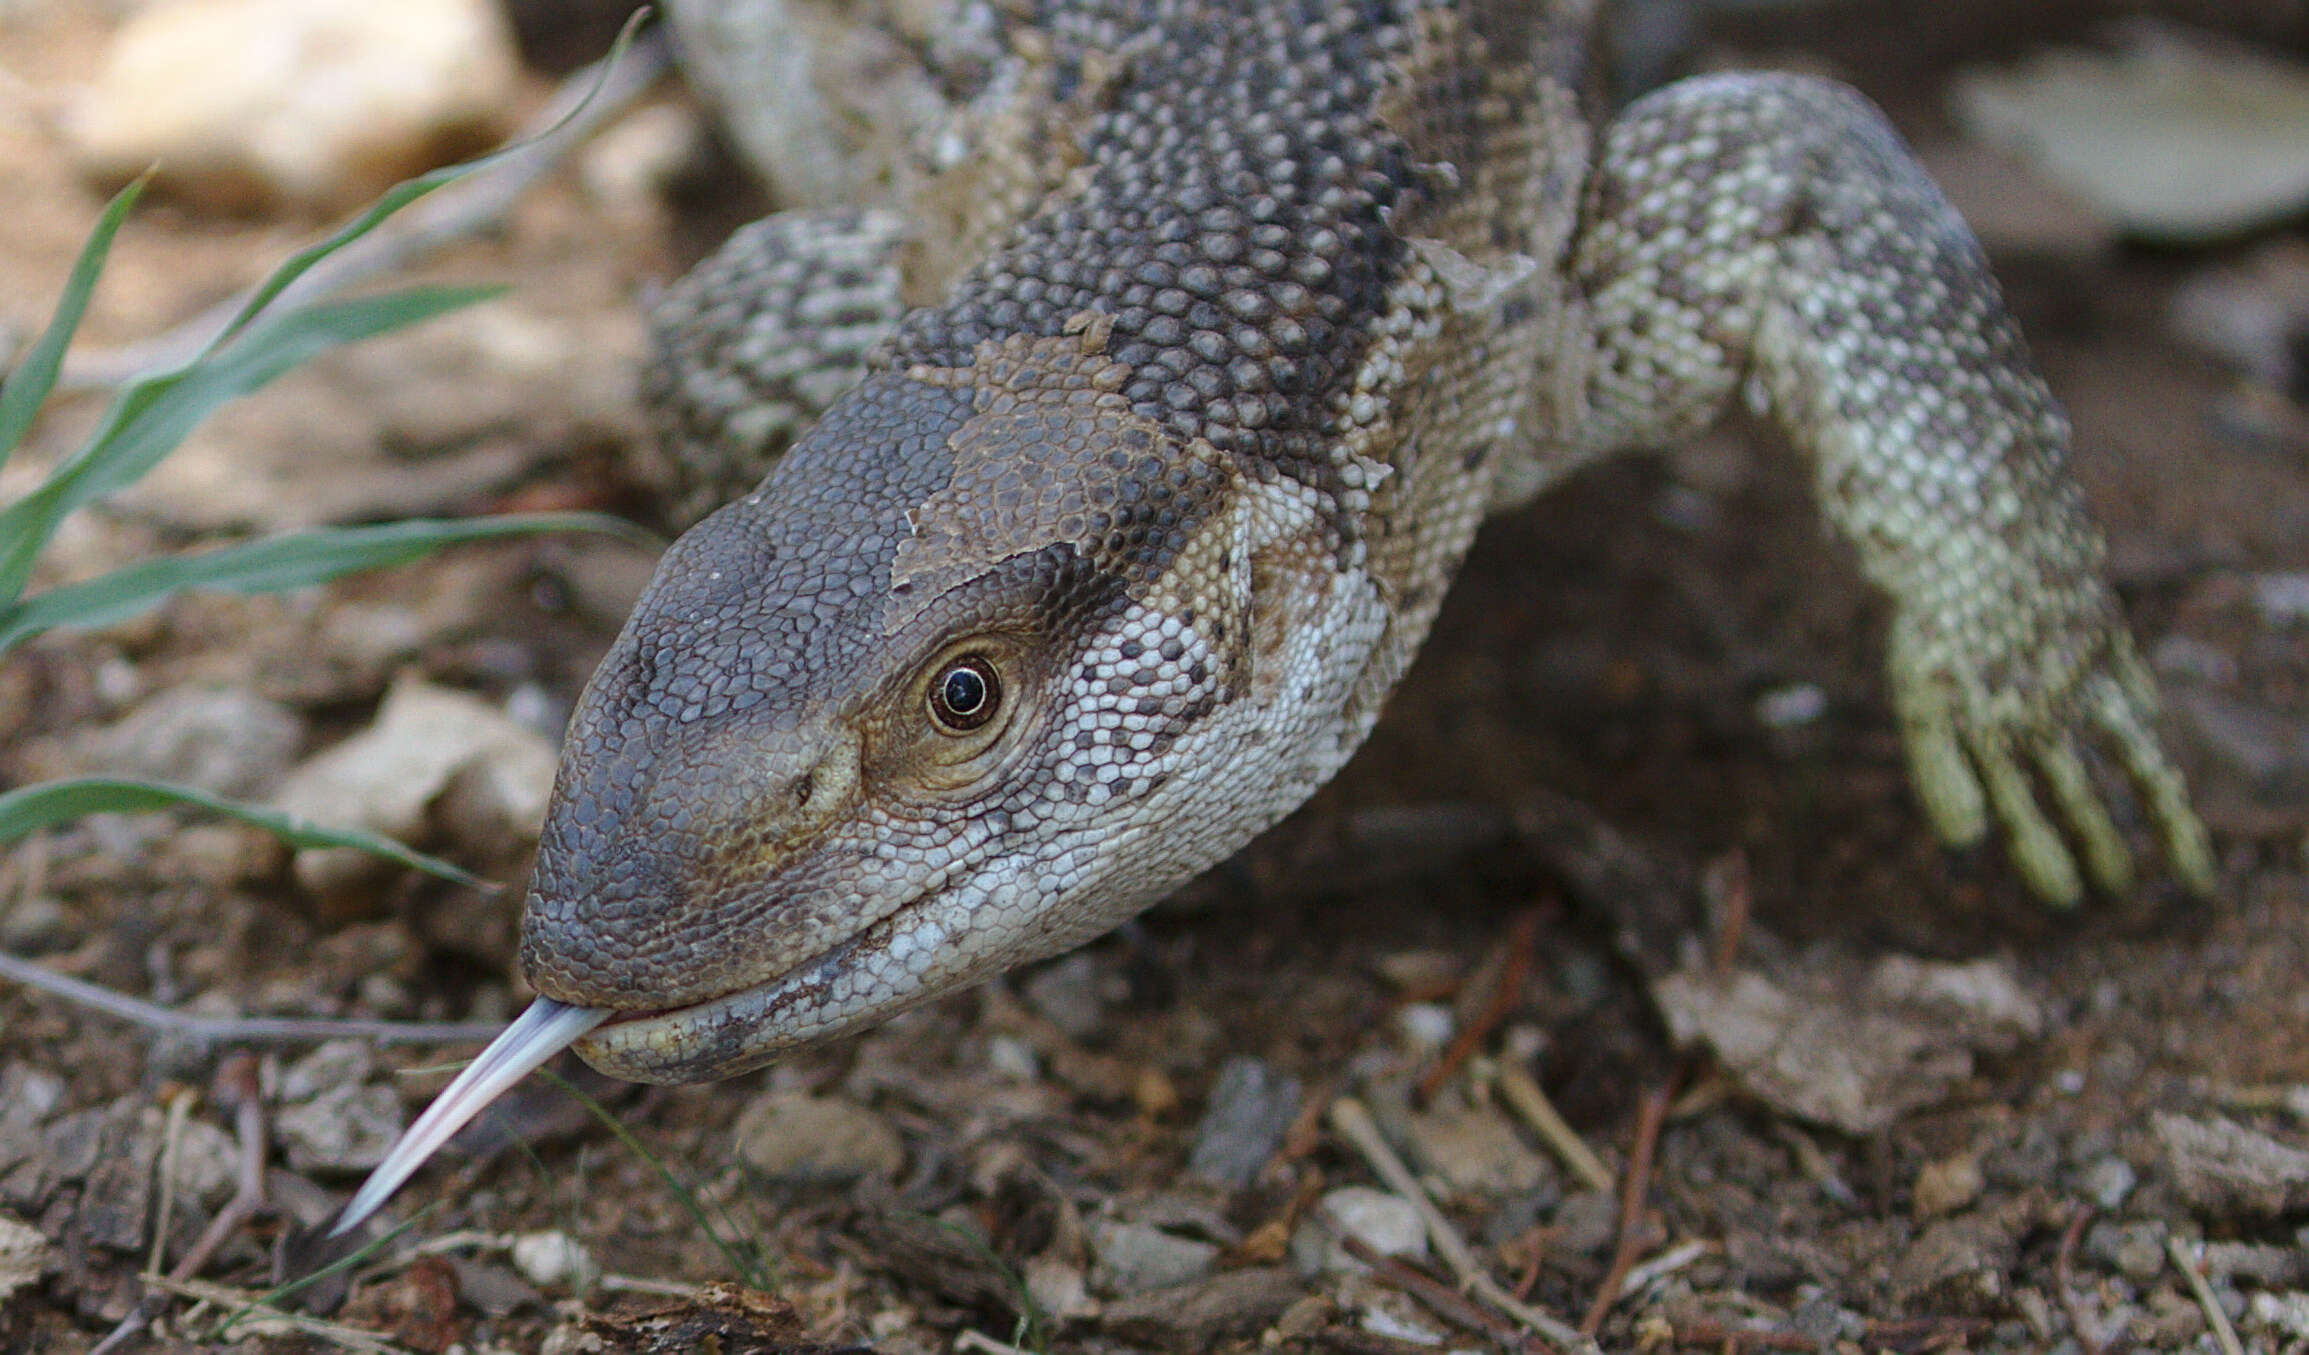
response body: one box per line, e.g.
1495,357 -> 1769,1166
1887,610 -> 2216,907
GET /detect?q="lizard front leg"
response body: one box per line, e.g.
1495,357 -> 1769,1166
640,208 -> 913,531
1557,72 -> 2213,905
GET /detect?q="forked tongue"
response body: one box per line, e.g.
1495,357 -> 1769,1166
330,998 -> 608,1236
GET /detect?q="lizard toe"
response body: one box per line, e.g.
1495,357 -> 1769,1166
2033,737 -> 2134,900
2092,678 -> 2219,898
1888,650 -> 1991,851
1975,732 -> 2084,909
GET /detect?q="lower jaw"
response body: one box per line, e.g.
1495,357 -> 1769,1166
570,982 -> 818,1083
563,934 -> 878,1083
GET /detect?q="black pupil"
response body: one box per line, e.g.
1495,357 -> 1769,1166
940,666 -> 988,717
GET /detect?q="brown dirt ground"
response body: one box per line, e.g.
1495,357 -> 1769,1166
3,3 -> 2307,1353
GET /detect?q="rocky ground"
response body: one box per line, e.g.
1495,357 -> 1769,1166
3,1 -> 2309,1352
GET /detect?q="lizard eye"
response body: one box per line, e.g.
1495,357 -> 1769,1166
927,655 -> 1002,734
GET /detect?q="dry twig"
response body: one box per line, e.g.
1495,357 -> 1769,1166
1494,1064 -> 1613,1194
1417,906 -> 1540,1102
142,1274 -> 414,1353
1579,1068 -> 1680,1336
0,948 -> 502,1047
1340,1233 -> 1552,1355
2166,1235 -> 2246,1355
1701,851 -> 1752,978
1327,1097 -> 1600,1355
1670,1319 -> 1817,1352
92,1057 -> 273,1355
1773,1121 -> 1859,1208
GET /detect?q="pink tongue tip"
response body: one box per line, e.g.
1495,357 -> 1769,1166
329,998 -> 608,1237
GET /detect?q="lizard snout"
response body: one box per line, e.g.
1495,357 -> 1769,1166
519,717 -> 866,1012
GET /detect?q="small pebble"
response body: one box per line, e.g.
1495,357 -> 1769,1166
511,1230 -> 595,1291
1550,1189 -> 1620,1258
0,1215 -> 54,1304
2081,1156 -> 2138,1210
277,1084 -> 405,1173
732,1091 -> 904,1184
0,897 -> 70,954
157,1114 -> 241,1210
280,1040 -> 377,1104
2086,1219 -> 2170,1283
2254,572 -> 2309,626
1289,1186 -> 1427,1275
1092,1218 -> 1220,1295
1393,1002 -> 1455,1053
1187,1057 -> 1301,1189
1912,1151 -> 1985,1219
1405,1098 -> 1551,1197
985,1034 -> 1040,1081
1023,952 -> 1112,1040
2250,1290 -> 2309,1337
1755,682 -> 1828,729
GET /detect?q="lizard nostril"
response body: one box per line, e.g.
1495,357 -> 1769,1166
792,770 -> 815,808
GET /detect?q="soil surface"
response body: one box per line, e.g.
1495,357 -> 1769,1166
4,3 -> 2308,1353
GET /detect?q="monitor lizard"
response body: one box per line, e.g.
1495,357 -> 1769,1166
336,0 -> 2216,1234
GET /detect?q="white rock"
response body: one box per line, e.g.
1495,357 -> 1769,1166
511,1230 -> 597,1292
1392,1002 -> 1455,1054
2251,1290 -> 2309,1338
985,1034 -> 1041,1081
276,1083 -> 405,1173
1090,1218 -> 1219,1296
280,1039 -> 378,1103
274,676 -> 559,900
1953,25 -> 2309,242
731,1091 -> 905,1184
1404,1099 -> 1551,1197
580,101 -> 704,225
2169,241 -> 2309,389
22,683 -> 306,799
68,0 -> 522,213
1333,1272 -> 1455,1347
2256,573 -> 2309,627
0,1215 -> 52,1305
1289,1186 -> 1428,1276
1023,1255 -> 1099,1323
1753,683 -> 1827,731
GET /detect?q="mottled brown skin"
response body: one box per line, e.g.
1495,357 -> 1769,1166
529,0 -> 2214,1084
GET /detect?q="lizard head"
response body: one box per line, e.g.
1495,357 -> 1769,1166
523,337 -> 1257,1083
335,332 -> 1358,1237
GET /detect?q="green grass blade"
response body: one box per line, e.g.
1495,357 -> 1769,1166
211,1208 -> 436,1341
0,179 -> 146,468
209,164 -> 506,355
0,284 -> 501,607
0,511 -> 654,657
0,777 -> 489,888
